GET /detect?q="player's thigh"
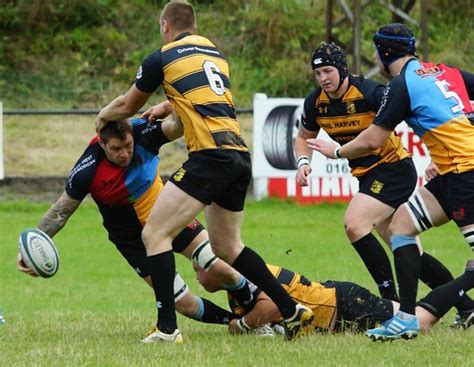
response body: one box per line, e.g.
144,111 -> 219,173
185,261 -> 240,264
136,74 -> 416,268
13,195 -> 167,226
390,186 -> 448,236
205,203 -> 244,263
411,186 -> 450,227
344,192 -> 395,240
143,181 -> 205,249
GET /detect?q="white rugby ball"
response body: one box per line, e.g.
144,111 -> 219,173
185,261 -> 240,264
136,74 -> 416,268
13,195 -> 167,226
19,228 -> 59,278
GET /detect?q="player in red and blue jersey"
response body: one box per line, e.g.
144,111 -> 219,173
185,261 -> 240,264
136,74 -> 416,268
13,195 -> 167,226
17,118 -> 258,343
309,23 -> 474,341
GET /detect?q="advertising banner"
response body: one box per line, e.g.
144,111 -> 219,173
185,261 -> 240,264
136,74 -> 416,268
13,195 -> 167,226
252,94 -> 430,203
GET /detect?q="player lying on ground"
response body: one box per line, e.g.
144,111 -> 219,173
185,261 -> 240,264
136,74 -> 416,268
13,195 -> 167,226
16,118 -> 257,342
193,242 -> 474,337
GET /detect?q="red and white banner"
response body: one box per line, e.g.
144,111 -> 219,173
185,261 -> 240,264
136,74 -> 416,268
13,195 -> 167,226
252,94 -> 430,203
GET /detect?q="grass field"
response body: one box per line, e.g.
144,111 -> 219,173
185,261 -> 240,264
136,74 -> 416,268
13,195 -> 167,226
1,199 -> 473,366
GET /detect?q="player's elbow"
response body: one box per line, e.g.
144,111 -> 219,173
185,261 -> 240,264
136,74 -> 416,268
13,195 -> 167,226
366,139 -> 383,151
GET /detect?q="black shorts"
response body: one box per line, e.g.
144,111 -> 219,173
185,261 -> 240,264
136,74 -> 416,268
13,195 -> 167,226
424,170 -> 474,227
323,281 -> 393,332
169,149 -> 252,211
113,219 -> 205,278
357,158 -> 417,209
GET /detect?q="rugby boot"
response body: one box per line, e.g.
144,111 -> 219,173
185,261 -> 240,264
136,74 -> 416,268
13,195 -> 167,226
283,303 -> 314,340
140,326 -> 183,344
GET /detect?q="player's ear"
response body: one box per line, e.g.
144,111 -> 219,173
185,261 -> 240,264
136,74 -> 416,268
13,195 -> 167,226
97,137 -> 105,149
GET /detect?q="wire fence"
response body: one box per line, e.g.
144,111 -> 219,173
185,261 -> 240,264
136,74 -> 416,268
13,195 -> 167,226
3,108 -> 253,116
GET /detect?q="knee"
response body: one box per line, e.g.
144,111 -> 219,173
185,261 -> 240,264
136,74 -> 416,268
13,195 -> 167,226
141,224 -> 154,248
345,219 -> 368,242
141,224 -> 171,253
175,296 -> 198,318
210,241 -> 243,264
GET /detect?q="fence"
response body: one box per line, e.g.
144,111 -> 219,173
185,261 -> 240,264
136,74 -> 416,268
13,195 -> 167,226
0,105 -> 253,181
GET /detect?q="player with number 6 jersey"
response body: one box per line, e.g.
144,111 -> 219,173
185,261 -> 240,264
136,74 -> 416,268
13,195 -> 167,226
96,1 -> 313,343
136,33 -> 247,153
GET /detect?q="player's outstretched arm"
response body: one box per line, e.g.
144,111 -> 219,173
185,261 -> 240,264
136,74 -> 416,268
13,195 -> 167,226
229,293 -> 281,334
17,190 -> 81,277
38,190 -> 82,238
295,125 -> 317,187
96,85 -> 152,132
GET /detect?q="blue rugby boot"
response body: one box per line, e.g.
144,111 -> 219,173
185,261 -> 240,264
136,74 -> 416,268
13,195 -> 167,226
366,313 -> 420,341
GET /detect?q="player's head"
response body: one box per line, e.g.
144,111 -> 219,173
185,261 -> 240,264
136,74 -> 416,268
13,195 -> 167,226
159,1 -> 196,44
373,23 -> 416,75
311,42 -> 349,94
98,120 -> 134,167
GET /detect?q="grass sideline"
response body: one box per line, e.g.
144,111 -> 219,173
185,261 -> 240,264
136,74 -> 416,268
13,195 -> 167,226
1,199 -> 473,366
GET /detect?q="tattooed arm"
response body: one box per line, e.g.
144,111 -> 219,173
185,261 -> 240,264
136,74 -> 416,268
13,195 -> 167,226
17,191 -> 81,277
37,191 -> 82,238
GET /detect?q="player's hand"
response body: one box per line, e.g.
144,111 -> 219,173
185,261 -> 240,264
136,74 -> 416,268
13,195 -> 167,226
228,319 -> 242,335
141,101 -> 173,121
307,138 -> 339,158
16,253 -> 38,277
296,165 -> 312,187
424,160 -> 439,181
95,117 -> 108,133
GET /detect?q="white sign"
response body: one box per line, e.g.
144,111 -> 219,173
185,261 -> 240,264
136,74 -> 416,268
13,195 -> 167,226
252,94 -> 430,202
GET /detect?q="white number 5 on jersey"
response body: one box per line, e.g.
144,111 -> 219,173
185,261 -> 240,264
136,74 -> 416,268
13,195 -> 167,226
435,80 -> 465,114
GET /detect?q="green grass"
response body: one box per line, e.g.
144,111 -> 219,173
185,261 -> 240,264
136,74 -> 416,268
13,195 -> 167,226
1,199 -> 473,366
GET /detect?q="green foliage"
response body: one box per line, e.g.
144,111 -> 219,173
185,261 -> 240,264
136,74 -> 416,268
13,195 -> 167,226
0,1 -> 472,108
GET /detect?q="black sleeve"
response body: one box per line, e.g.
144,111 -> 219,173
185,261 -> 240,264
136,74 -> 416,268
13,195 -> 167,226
300,90 -> 319,132
371,84 -> 387,110
134,50 -> 164,94
358,77 -> 386,110
460,69 -> 474,99
65,145 -> 99,201
373,75 -> 411,131
131,118 -> 171,155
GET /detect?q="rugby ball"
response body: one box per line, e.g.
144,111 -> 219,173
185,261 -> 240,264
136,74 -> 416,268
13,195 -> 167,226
19,228 -> 59,278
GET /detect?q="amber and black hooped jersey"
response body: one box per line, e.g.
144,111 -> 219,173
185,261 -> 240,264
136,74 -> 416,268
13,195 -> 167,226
135,32 -> 247,153
228,264 -> 337,330
65,119 -> 168,245
373,59 -> 474,175
301,75 -> 409,177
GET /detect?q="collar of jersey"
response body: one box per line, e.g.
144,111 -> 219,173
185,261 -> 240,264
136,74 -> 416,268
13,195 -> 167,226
174,32 -> 192,41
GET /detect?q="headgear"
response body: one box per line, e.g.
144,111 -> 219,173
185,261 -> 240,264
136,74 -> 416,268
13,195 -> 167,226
373,23 -> 416,73
311,42 -> 348,91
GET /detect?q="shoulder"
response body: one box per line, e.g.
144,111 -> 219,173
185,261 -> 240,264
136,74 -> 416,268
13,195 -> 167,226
351,75 -> 386,108
130,118 -> 170,153
304,88 -> 322,107
352,75 -> 384,93
142,49 -> 163,69
66,142 -> 101,199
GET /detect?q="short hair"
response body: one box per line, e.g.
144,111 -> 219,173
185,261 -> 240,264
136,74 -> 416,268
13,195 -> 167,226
160,1 -> 196,33
99,120 -> 133,144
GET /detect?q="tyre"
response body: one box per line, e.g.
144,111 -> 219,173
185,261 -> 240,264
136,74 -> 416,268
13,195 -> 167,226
262,105 -> 301,169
